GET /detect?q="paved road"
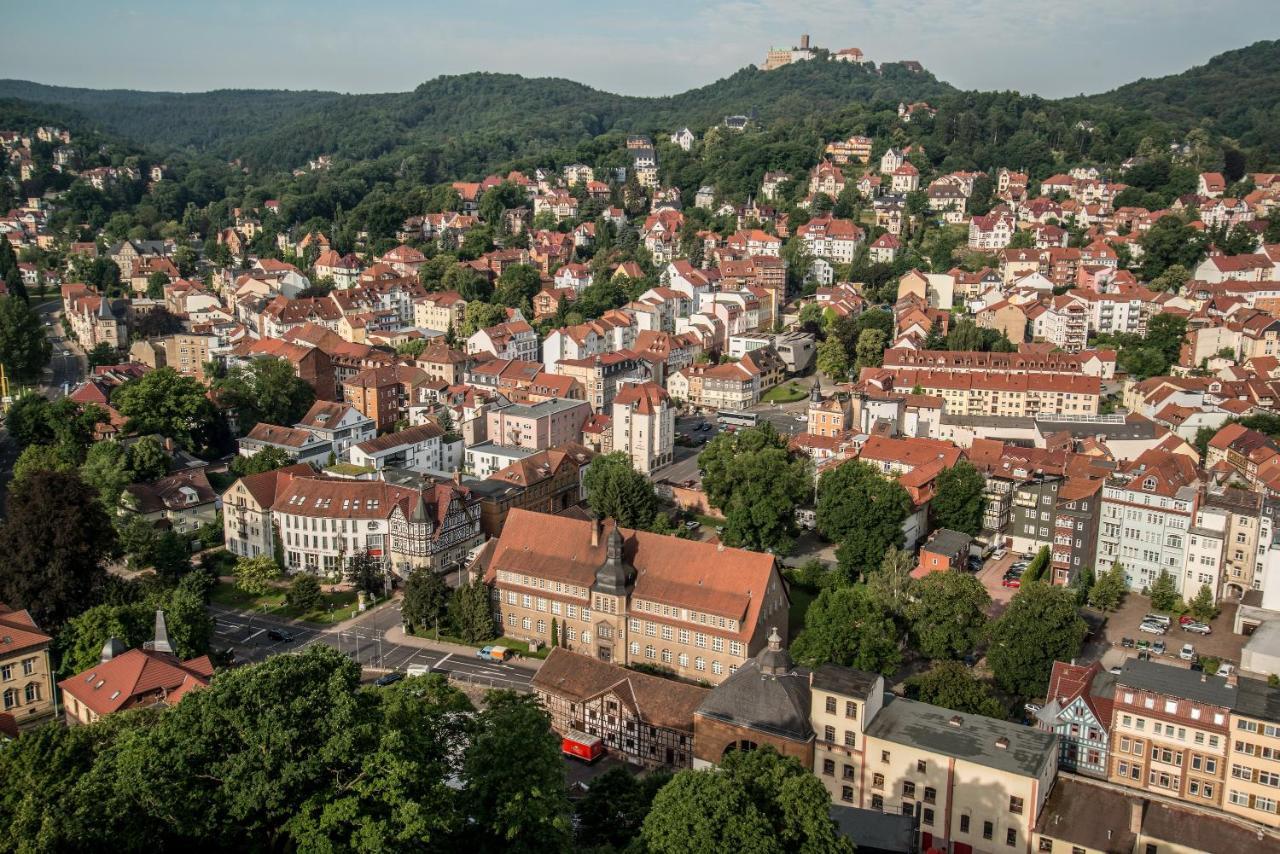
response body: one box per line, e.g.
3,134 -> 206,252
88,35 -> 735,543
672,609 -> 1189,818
209,602 -> 538,693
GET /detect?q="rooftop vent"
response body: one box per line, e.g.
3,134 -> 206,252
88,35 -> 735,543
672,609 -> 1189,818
995,736 -> 1010,750
948,715 -> 963,728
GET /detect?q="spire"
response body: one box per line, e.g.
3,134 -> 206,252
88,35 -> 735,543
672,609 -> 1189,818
411,493 -> 429,523
809,382 -> 822,403
97,295 -> 113,320
143,609 -> 173,655
755,626 -> 794,677
592,521 -> 633,596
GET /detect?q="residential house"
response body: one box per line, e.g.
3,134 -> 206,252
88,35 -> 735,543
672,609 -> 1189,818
0,604 -> 54,725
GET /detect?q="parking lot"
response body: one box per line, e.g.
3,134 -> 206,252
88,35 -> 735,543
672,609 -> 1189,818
1095,593 -> 1245,672
975,551 -> 1019,614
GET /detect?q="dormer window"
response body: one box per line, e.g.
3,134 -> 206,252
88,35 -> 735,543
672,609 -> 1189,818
1142,477 -> 1157,491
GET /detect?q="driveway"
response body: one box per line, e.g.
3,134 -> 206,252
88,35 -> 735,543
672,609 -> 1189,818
976,552 -> 1018,614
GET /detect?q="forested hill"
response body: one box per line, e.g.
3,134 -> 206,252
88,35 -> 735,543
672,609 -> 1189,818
0,60 -> 954,169
1074,39 -> 1280,161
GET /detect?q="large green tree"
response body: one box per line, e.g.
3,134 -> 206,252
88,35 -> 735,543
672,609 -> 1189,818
402,566 -> 449,635
698,424 -> 810,553
0,295 -> 51,384
906,570 -> 990,660
463,692 -> 571,852
0,470 -> 115,627
582,452 -> 659,529
113,367 -> 220,451
214,357 -> 316,435
816,460 -> 911,582
791,584 -> 902,675
574,766 -> 672,849
907,661 -> 1007,718
988,583 -> 1088,697
449,577 -> 496,643
930,460 -> 986,535
642,747 -> 853,854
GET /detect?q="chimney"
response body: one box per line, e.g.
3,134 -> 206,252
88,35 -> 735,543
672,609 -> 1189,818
591,517 -> 601,548
995,736 -> 1009,750
452,468 -> 461,486
1128,801 -> 1143,835
800,34 -> 810,49
143,609 -> 174,655
948,715 -> 963,728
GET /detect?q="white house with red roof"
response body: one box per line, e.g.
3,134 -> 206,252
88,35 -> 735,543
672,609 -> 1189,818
611,382 -> 674,474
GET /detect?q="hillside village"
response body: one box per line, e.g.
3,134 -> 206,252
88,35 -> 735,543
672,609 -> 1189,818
4,34 -> 1280,854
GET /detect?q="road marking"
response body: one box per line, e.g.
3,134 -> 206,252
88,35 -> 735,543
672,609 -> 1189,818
435,653 -> 452,669
244,629 -> 266,642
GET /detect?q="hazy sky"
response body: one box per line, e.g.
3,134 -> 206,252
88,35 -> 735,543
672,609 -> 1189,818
4,0 -> 1277,97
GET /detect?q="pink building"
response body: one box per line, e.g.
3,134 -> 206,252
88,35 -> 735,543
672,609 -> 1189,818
484,397 -> 592,450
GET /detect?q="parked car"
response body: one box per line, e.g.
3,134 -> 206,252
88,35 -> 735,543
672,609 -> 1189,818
1143,613 -> 1172,629
966,556 -> 983,572
475,645 -> 514,662
1138,621 -> 1167,635
794,413 -> 808,422
992,548 -> 1007,559
684,520 -> 700,530
1024,702 -> 1042,715
1182,621 -> 1212,635
1108,664 -> 1123,675
1001,574 -> 1022,588
1136,639 -> 1150,650
1179,614 -> 1196,626
1180,643 -> 1196,661
697,422 -> 710,431
1217,663 -> 1236,677
266,629 -> 295,643
1121,637 -> 1135,648
1152,641 -> 1167,656
374,671 -> 405,687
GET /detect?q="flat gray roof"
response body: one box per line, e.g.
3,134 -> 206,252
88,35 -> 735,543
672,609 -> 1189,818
864,696 -> 1056,778
1117,658 -> 1237,708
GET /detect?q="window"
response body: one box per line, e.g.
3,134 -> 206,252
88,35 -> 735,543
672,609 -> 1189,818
871,794 -> 883,811
846,701 -> 857,719
960,815 -> 970,834
844,731 -> 856,747
1039,841 -> 1054,853
916,759 -> 926,773
1009,796 -> 1024,815
843,764 -> 855,780
923,808 -> 934,826
0,664 -> 11,682
23,683 -> 38,703
983,820 -> 994,841
872,773 -> 884,790
822,758 -> 835,776
826,696 -> 837,714
923,787 -> 936,804
824,725 -> 836,742
1007,828 -> 1017,847
902,781 -> 916,798
881,750 -> 891,763
841,786 -> 854,803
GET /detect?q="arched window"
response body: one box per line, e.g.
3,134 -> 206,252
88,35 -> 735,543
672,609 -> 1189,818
2,688 -> 16,710
722,739 -> 758,759
24,682 -> 39,703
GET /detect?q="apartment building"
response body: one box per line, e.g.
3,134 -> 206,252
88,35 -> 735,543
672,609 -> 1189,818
668,361 -> 759,411
1188,487 -> 1263,603
1109,659 -> 1233,809
1036,660 -> 1115,778
1096,449 -> 1200,593
467,317 -> 538,362
484,397 -> 592,451
348,421 -> 454,473
610,382 -> 674,475
238,423 -> 332,466
0,604 -> 55,725
555,352 -> 648,413
881,347 -> 1116,380
481,509 -> 788,685
294,400 -> 376,457
1051,477 -> 1103,587
413,290 -> 468,332
470,445 -> 594,537
342,363 -> 431,433
868,368 -> 1101,417
221,465 -> 315,560
863,696 -> 1058,853
128,333 -> 216,381
1225,677 -> 1280,827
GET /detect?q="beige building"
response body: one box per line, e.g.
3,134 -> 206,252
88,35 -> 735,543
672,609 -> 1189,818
481,509 -> 788,686
869,368 -> 1101,417
670,361 -> 759,412
807,388 -> 851,438
610,382 -> 674,475
0,604 -> 55,726
810,666 -> 886,807
863,697 -> 1058,853
1224,677 -> 1280,827
129,333 -> 216,381
221,464 -> 315,560
413,290 -> 468,332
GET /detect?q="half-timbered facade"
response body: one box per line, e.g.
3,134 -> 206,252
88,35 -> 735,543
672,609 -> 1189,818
1036,660 -> 1114,778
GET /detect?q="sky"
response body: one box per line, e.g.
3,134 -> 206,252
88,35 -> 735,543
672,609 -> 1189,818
3,0 -> 1277,98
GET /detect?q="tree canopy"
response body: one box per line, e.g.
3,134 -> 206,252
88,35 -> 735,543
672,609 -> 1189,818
698,424 -> 810,553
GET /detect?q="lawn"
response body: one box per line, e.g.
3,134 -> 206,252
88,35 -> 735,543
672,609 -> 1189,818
761,383 -> 809,404
410,627 -> 551,659
211,581 -> 360,625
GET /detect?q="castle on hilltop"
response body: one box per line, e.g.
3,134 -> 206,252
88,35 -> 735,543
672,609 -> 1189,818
761,34 -> 869,70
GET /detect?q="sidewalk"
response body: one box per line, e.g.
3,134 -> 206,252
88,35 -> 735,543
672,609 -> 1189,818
382,623 -> 542,675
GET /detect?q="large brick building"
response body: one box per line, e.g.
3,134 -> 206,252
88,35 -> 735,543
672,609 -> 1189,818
480,509 -> 788,685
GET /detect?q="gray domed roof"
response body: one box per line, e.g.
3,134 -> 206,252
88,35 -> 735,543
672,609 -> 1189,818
695,627 -> 813,742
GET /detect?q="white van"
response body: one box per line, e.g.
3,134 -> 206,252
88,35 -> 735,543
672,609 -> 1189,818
1143,613 -> 1171,629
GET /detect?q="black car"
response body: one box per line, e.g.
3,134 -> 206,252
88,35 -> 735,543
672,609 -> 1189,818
1121,637 -> 1135,648
266,629 -> 295,643
374,672 -> 405,687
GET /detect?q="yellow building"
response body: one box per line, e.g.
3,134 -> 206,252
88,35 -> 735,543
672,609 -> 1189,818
1224,677 -> 1280,827
863,697 -> 1058,853
810,666 -> 886,806
0,604 -> 55,726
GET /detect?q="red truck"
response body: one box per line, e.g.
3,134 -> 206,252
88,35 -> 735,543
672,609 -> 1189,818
561,729 -> 604,763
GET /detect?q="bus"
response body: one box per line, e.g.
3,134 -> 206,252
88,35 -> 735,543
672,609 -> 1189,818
716,409 -> 758,429
561,729 -> 605,763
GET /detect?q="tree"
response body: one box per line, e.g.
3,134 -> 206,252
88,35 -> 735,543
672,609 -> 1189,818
815,460 -> 911,582
642,747 -> 853,854
288,573 -> 322,614
698,424 -> 811,553
402,566 -> 449,634
12,441 -> 78,485
988,583 -> 1088,697
148,530 -> 194,582
815,335 -> 849,381
87,341 -> 118,368
907,661 -> 1007,718
214,357 -> 316,435
906,571 -> 990,660
853,328 -> 886,371
345,550 -> 385,598
1021,545 -> 1051,584
444,265 -> 493,302
575,766 -> 671,849
460,299 -> 505,337
80,440 -> 133,508
464,691 -> 571,852
930,460 -> 986,535
5,393 -> 53,446
493,263 -> 542,312
126,435 -> 171,481
449,577 -> 495,643
113,367 -> 219,452
1139,215 -> 1206,280
1149,263 -> 1190,293
582,452 -> 659,529
0,296 -> 51,383
233,555 -> 279,597
1147,569 -> 1179,611
132,306 -> 184,339
1188,583 -> 1219,622
146,271 -> 170,300
792,584 -> 902,674
865,546 -> 915,618
230,446 -> 292,477
0,470 -> 114,627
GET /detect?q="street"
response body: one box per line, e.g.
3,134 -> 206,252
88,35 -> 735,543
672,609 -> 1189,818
208,602 -> 539,693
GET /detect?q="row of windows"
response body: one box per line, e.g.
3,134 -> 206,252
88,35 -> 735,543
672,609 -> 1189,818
1,683 -> 41,709
0,658 -> 37,681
